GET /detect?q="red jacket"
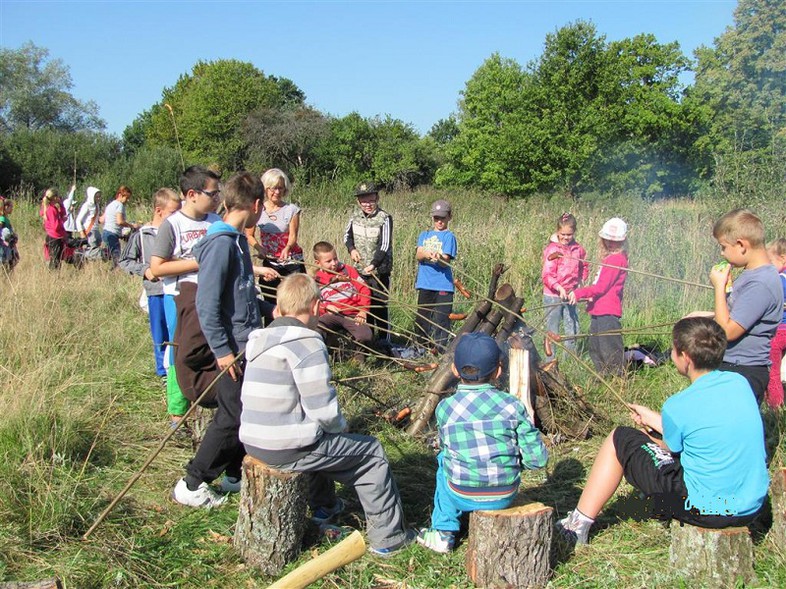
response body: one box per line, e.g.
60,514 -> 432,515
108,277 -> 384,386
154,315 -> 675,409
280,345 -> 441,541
573,251 -> 628,317
44,204 -> 67,239
542,239 -> 589,295
315,263 -> 371,317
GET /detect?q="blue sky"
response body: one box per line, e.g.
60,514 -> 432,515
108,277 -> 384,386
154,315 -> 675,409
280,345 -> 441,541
0,1 -> 736,136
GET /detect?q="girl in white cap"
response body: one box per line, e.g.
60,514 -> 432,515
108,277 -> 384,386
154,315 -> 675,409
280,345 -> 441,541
568,218 -> 628,375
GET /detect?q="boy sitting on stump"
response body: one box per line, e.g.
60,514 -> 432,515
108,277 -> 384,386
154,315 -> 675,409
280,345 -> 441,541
417,332 -> 548,553
557,317 -> 769,546
239,273 -> 414,557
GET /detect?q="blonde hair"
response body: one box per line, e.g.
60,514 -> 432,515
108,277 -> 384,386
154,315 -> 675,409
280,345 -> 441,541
277,274 -> 319,316
767,238 -> 786,257
261,168 -> 291,195
153,187 -> 181,210
44,187 -> 59,203
313,241 -> 335,259
713,209 -> 765,248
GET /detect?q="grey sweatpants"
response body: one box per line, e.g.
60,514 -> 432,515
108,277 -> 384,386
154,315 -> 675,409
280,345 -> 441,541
272,432 -> 408,550
589,315 -> 624,375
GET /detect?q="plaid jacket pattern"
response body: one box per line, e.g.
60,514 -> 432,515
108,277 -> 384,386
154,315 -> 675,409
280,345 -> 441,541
437,383 -> 548,488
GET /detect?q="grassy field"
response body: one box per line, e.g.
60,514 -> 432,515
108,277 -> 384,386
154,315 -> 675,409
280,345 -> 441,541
1,188 -> 785,588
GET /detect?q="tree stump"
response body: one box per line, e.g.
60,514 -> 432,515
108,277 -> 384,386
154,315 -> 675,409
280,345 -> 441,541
234,455 -> 309,576
769,467 -> 786,548
465,501 -> 553,588
669,523 -> 756,587
189,405 -> 215,446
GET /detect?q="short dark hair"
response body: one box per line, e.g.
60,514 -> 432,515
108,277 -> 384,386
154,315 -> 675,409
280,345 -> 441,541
672,317 -> 726,370
313,241 -> 335,258
180,165 -> 221,195
222,172 -> 263,211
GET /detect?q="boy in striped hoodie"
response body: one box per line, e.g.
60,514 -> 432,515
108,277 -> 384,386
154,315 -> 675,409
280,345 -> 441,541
239,274 -> 414,557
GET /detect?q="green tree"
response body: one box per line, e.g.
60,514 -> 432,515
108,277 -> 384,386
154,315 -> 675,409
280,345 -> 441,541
144,60 -> 302,170
688,0 -> 786,192
0,42 -> 104,132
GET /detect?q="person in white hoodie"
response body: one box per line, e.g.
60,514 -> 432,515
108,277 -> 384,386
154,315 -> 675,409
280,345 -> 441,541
62,184 -> 79,235
75,186 -> 102,241
239,273 -> 414,557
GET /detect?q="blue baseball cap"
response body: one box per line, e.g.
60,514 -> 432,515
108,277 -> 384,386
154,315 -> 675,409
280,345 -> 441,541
453,332 -> 501,381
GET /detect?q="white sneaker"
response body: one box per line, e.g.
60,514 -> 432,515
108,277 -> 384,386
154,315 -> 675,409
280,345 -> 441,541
217,475 -> 241,494
172,478 -> 227,508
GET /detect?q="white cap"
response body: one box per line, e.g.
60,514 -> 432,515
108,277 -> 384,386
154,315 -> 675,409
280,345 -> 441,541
599,218 -> 628,241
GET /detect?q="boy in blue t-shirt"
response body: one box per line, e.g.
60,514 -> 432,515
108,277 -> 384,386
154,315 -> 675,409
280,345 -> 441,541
557,317 -> 769,546
415,200 -> 457,353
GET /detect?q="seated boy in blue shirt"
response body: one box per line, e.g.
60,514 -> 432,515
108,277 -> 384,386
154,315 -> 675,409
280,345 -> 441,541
557,317 -> 769,546
417,332 -> 548,553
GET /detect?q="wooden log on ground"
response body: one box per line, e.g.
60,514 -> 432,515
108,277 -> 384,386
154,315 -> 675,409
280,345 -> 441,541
669,523 -> 756,587
769,467 -> 786,548
265,529 -> 366,589
234,455 -> 309,576
189,405 -> 215,446
465,501 -> 554,589
0,581 -> 62,589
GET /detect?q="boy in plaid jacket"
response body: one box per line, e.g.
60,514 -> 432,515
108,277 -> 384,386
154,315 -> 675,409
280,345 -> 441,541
417,333 -> 548,553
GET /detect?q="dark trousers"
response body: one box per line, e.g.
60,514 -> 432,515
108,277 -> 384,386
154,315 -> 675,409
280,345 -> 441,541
318,313 -> 373,345
719,362 -> 769,405
102,231 -> 121,266
415,289 -> 454,353
46,235 -> 65,270
185,361 -> 246,486
589,315 -> 624,375
362,273 -> 390,340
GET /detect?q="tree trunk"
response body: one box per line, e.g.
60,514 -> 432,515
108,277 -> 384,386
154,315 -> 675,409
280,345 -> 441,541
234,456 -> 309,576
768,467 -> 786,549
189,405 -> 215,447
465,502 -> 554,588
669,523 -> 756,587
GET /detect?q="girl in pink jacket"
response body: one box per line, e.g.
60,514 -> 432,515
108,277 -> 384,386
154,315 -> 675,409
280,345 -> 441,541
541,213 -> 589,360
569,218 -> 629,375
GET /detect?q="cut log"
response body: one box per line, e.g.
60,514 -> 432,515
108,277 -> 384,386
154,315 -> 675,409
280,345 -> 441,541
189,405 -> 215,446
234,456 -> 309,576
465,501 -> 554,589
509,348 -> 534,426
769,467 -> 786,548
669,523 -> 756,587
0,581 -> 62,589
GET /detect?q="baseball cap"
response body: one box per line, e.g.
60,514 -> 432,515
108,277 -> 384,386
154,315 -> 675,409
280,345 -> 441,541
598,217 -> 627,241
354,182 -> 379,198
431,199 -> 452,218
453,333 -> 501,381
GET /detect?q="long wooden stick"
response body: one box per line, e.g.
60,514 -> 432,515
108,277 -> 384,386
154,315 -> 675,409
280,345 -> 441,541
548,251 -> 711,290
82,352 -> 244,540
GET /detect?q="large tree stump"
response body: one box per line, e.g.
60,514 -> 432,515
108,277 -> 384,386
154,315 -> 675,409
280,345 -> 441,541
465,501 -> 553,588
234,456 -> 309,576
669,523 -> 756,587
769,467 -> 786,548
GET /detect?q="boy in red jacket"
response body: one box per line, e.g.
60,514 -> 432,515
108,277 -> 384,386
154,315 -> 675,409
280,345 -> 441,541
313,241 -> 374,354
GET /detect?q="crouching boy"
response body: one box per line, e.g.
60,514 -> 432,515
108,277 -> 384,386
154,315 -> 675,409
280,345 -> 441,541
557,317 -> 769,546
239,274 -> 414,557
417,332 -> 549,553
313,241 -> 373,353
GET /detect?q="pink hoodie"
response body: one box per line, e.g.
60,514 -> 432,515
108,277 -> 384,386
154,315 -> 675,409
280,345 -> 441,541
542,239 -> 589,296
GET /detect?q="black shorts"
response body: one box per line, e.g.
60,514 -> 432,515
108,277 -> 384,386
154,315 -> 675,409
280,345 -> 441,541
613,427 -> 758,528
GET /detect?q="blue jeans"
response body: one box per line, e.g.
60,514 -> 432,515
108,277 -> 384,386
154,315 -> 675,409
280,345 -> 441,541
543,295 -> 579,360
102,231 -> 121,264
431,453 -> 517,532
147,294 -> 168,376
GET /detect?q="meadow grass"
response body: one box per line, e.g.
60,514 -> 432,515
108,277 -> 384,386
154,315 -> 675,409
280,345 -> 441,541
1,192 -> 785,587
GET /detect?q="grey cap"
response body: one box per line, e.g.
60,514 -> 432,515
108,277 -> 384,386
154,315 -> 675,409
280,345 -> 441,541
430,199 -> 452,217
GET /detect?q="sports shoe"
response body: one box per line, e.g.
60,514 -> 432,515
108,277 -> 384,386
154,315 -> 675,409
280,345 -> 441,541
172,478 -> 227,508
556,511 -> 590,546
368,528 -> 418,558
217,475 -> 241,494
416,528 -> 455,553
311,498 -> 345,524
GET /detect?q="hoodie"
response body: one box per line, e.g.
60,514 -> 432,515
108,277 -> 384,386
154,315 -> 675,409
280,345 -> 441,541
193,221 -> 261,359
239,316 -> 347,465
75,187 -> 101,234
119,224 -> 163,296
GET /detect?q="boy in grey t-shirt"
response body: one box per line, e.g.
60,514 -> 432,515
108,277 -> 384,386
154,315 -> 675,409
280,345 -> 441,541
710,209 -> 784,404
